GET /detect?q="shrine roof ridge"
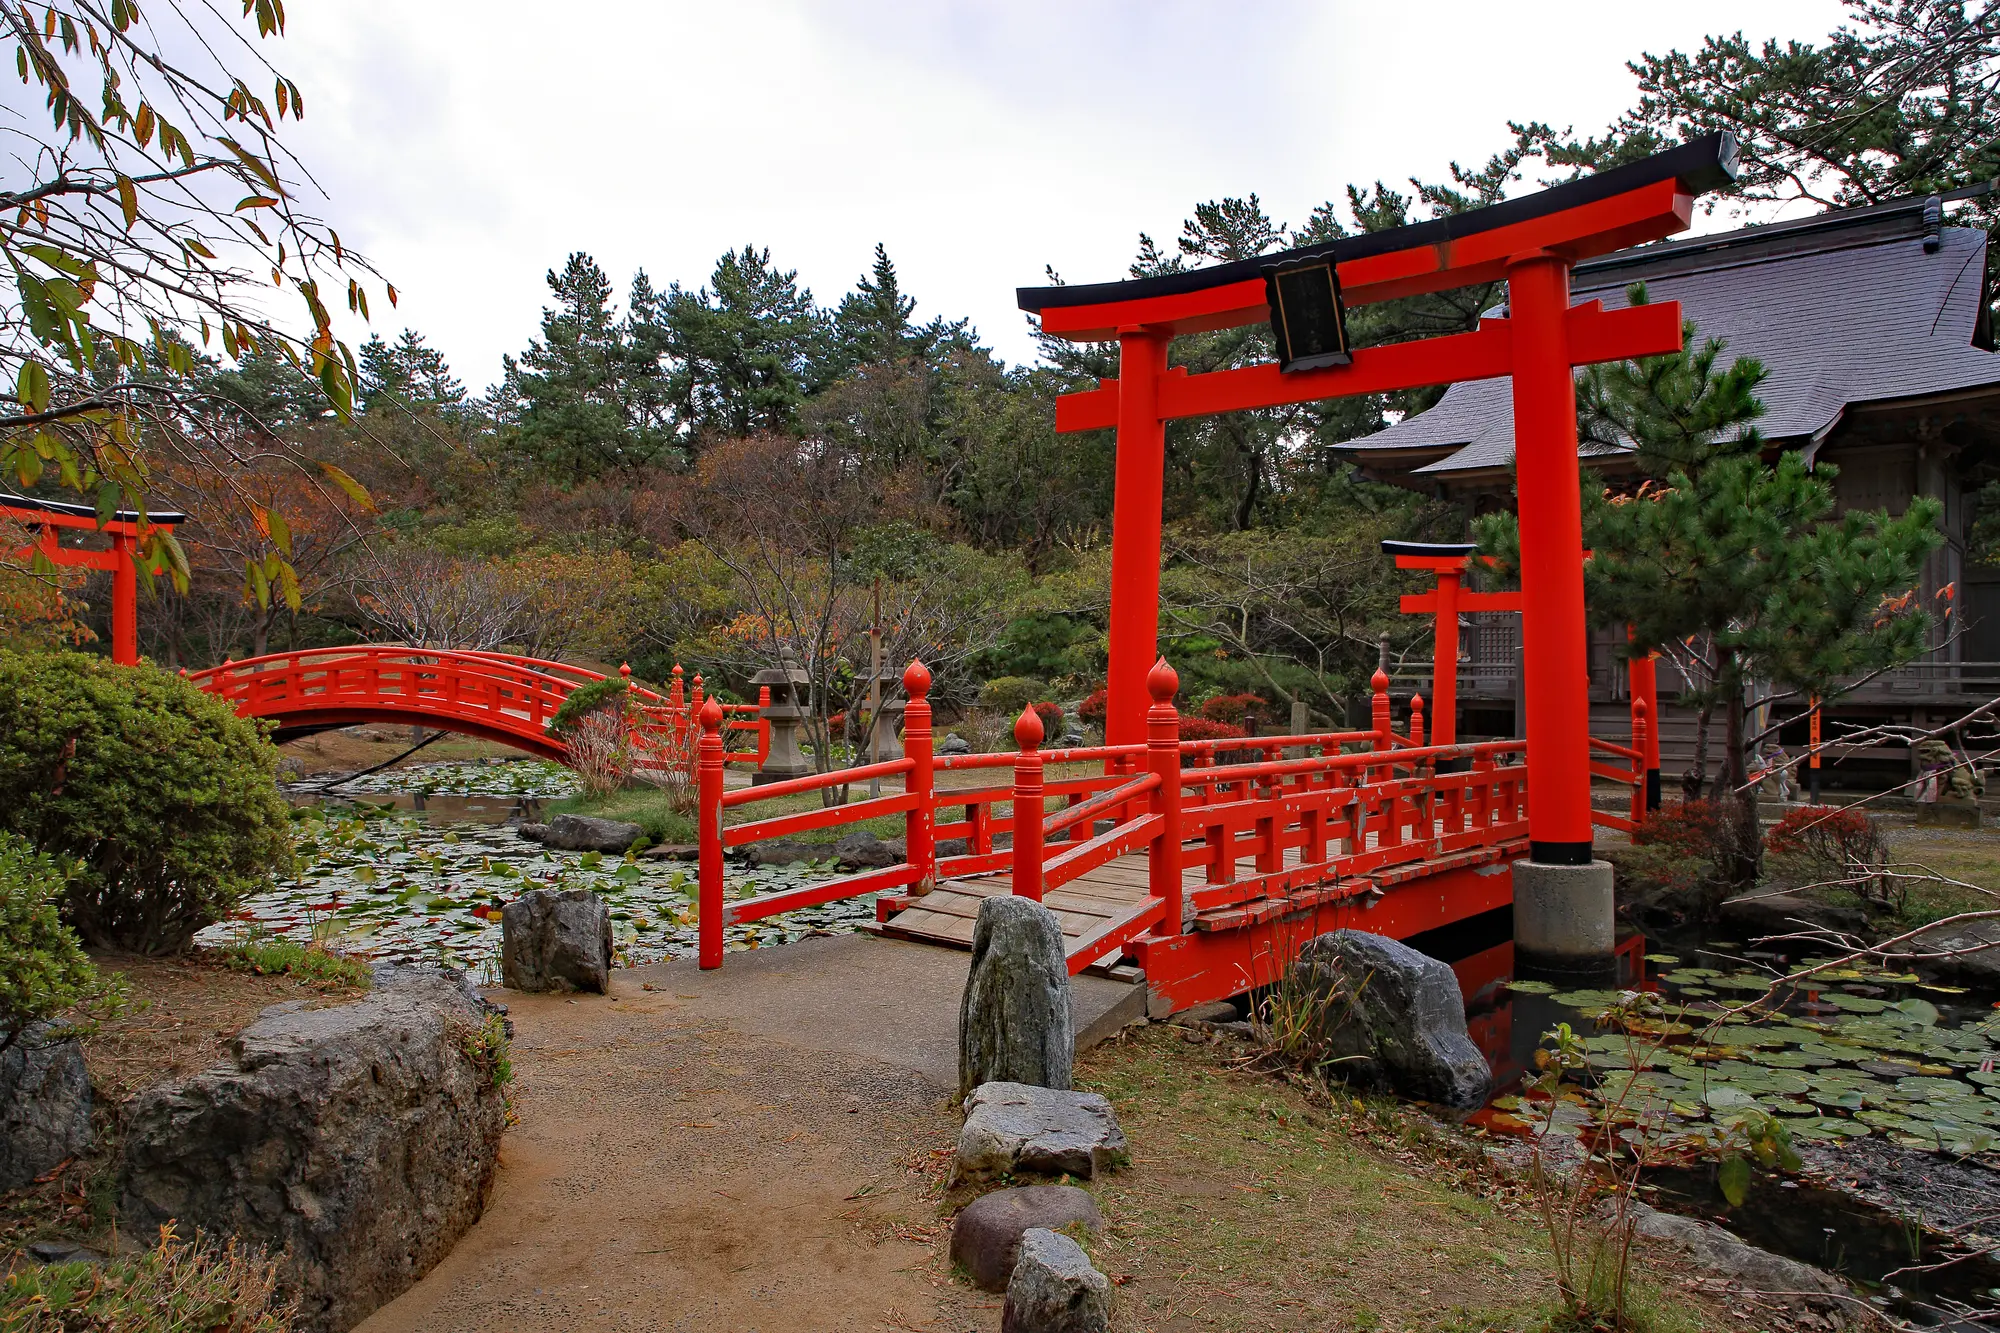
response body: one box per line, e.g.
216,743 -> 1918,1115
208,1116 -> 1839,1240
1016,132 -> 1738,315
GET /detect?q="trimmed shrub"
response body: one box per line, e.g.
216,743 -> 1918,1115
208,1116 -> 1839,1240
1031,700 -> 1066,741
0,651 -> 295,954
546,675 -> 629,737
977,675 -> 1047,716
0,830 -> 100,1049
1078,688 -> 1109,726
1200,692 -> 1269,725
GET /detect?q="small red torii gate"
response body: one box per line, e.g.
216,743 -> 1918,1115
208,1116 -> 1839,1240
3,492 -> 182,666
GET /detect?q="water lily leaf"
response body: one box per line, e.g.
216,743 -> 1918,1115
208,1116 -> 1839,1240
1505,979 -> 1558,995
1717,1153 -> 1751,1206
1704,1086 -> 1760,1111
1677,986 -> 1717,997
1648,954 -> 1681,966
1711,974 -> 1780,992
1824,994 -> 1890,1013
1890,998 -> 1941,1026
1552,989 -> 1623,1009
1663,968 -> 1721,982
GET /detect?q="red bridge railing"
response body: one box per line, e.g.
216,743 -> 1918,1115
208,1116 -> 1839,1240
690,658 -> 1650,975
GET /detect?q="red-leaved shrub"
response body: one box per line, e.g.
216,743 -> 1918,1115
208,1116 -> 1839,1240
1765,805 -> 1890,905
1032,701 -> 1066,741
1630,799 -> 1728,853
1078,688 -> 1109,726
1200,693 -> 1268,724
1177,717 -> 1248,742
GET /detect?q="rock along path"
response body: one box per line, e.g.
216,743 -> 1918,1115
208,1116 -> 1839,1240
355,933 -> 1142,1333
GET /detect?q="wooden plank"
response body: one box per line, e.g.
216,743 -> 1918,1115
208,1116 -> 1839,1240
892,891 -> 1110,935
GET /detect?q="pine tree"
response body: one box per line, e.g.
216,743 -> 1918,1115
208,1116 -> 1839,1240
830,243 -> 917,372
359,330 -> 465,414
654,245 -> 825,443
1477,287 -> 1943,885
502,253 -> 670,478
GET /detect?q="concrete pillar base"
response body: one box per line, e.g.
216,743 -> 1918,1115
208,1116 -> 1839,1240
1512,858 -> 1616,980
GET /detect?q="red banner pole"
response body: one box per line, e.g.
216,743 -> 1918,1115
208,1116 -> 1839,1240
1104,329 -> 1169,748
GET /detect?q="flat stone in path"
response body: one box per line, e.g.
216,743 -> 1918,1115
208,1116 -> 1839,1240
1003,1228 -> 1111,1333
955,1082 -> 1127,1185
951,1184 -> 1102,1291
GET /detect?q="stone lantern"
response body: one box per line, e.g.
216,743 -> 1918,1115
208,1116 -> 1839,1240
750,647 -> 813,785
865,694 -> 905,763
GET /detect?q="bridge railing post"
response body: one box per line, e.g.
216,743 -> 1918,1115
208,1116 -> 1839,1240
1630,698 -> 1651,826
1369,666 -> 1392,784
756,685 -> 772,767
1011,706 -> 1045,902
902,660 -> 935,890
697,699 -> 726,969
1146,659 -> 1183,934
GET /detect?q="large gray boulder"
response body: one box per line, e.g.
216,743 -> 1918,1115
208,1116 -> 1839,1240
955,1082 -> 1126,1184
501,888 -> 612,993
952,1185 -> 1102,1291
959,896 -> 1072,1097
833,830 -> 897,869
535,812 -> 645,852
119,966 -> 509,1333
0,1022 -> 91,1191
1908,918 -> 2000,986
1003,1228 -> 1111,1333
1288,930 -> 1492,1110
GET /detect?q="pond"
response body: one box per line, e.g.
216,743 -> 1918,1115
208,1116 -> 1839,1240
1417,912 -> 2000,1318
197,758 -> 873,983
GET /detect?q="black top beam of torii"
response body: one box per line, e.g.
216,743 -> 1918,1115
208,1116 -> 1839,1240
1015,132 -> 1739,313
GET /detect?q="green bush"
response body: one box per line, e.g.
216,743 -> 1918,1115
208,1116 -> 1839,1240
0,651 -> 295,955
1,1223 -> 294,1330
0,830 -> 100,1049
977,675 -> 1047,716
545,675 -> 630,737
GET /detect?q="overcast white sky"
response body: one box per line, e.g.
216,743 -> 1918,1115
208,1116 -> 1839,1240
272,0 -> 1847,390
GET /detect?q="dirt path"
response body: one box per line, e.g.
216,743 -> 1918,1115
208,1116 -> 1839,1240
356,936 -> 1137,1333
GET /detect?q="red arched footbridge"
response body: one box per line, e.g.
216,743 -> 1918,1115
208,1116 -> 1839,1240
186,647 -> 766,765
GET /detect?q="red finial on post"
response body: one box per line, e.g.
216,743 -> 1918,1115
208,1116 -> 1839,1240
619,662 -> 631,680
1409,693 -> 1425,749
696,697 -> 727,970
691,673 -> 705,710
1145,657 -> 1184,935
1370,666 -> 1392,753
902,659 -> 936,888
1012,703 -> 1045,902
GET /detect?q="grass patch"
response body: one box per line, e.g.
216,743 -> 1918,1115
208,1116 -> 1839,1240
215,936 -> 371,988
1068,1026 -> 1721,1333
547,788 -> 697,844
3,1224 -> 293,1330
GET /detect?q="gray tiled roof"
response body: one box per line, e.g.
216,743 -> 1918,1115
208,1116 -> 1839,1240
1343,204 -> 2000,477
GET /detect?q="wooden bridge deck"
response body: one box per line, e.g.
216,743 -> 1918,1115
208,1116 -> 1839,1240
869,853 -> 1185,963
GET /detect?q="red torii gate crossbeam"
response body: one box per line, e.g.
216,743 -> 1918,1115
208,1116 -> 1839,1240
1018,132 -> 1735,875
3,492 -> 182,666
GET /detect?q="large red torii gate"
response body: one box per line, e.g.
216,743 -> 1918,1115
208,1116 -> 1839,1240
1019,134 -> 1736,972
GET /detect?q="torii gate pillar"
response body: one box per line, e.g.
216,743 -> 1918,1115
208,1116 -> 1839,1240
1105,331 -> 1170,746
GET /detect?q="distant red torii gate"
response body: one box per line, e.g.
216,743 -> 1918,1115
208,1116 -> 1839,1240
1017,132 -> 1735,881
3,492 -> 182,666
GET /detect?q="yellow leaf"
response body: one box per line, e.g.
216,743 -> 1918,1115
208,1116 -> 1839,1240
114,173 -> 137,230
318,461 -> 373,510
